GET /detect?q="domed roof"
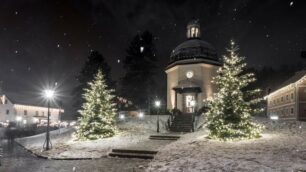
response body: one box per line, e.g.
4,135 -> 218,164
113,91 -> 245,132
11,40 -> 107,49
167,20 -> 221,69
171,39 -> 217,60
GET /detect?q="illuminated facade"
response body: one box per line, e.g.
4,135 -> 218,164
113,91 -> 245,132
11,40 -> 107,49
266,71 -> 306,121
0,95 -> 63,125
166,20 -> 221,113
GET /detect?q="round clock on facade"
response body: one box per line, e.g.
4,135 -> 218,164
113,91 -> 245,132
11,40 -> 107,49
186,70 -> 194,79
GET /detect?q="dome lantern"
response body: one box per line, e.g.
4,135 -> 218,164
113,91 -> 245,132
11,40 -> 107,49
167,20 -> 221,69
186,19 -> 201,39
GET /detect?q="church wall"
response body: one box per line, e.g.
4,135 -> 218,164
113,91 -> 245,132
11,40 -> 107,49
177,64 -> 204,109
166,67 -> 179,110
166,63 -> 219,111
201,64 -> 218,101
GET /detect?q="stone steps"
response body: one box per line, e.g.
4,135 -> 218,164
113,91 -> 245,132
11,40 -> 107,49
108,149 -> 158,159
170,128 -> 192,132
169,114 -> 194,132
149,135 -> 180,140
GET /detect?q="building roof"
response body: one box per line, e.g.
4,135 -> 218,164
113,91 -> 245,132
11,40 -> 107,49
267,70 -> 306,97
1,92 -> 62,109
173,79 -> 202,93
277,70 -> 306,90
167,20 -> 221,68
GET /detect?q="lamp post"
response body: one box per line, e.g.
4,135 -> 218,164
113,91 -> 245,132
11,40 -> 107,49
43,89 -> 54,151
155,100 -> 161,133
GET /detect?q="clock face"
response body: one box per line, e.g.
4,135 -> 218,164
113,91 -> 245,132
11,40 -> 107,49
186,71 -> 194,78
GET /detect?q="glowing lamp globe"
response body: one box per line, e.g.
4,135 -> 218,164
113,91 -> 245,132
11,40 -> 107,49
44,89 -> 55,99
155,100 -> 161,108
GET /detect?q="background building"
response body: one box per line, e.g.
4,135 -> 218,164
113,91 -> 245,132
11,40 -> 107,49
0,94 -> 63,126
165,20 -> 221,113
266,70 -> 306,121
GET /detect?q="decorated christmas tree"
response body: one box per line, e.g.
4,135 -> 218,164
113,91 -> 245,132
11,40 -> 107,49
206,40 -> 262,141
76,69 -> 117,140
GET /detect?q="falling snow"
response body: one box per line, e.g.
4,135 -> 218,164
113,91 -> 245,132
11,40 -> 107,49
140,46 -> 144,53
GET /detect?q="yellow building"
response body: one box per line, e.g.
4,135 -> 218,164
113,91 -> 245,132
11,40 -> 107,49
266,71 -> 306,121
165,20 -> 221,113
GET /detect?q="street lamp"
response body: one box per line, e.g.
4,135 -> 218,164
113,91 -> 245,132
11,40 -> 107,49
155,100 -> 161,133
43,89 -> 54,151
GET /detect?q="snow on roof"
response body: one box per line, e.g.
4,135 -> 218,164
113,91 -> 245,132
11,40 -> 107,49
1,92 -> 62,109
278,70 -> 306,89
267,70 -> 306,97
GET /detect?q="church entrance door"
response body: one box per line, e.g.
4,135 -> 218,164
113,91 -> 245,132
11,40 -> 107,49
183,94 -> 196,113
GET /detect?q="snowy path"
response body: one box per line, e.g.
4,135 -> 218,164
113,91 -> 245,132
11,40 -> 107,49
0,140 -> 150,172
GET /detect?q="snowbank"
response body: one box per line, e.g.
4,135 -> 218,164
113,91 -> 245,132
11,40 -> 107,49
147,117 -> 306,171
118,115 -> 169,133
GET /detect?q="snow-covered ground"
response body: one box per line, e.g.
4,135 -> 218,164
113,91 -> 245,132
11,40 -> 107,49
147,117 -> 306,172
16,115 -> 306,171
15,115 -> 170,159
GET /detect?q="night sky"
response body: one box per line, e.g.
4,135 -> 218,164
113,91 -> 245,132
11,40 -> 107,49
0,0 -> 306,116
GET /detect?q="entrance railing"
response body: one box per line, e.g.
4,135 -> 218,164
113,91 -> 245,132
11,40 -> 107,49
166,109 -> 181,130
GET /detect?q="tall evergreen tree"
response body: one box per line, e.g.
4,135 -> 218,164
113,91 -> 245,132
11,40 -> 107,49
76,69 -> 117,140
206,40 -> 262,141
73,51 -> 115,115
120,31 -> 157,109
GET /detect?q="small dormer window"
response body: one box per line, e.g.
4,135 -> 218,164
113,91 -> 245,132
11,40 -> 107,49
5,99 -> 8,104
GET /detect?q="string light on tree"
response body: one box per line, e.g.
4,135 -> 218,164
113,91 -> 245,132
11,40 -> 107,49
205,40 -> 263,141
76,69 -> 117,140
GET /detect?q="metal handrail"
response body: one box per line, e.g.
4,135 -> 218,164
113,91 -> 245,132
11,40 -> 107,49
192,113 -> 195,132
